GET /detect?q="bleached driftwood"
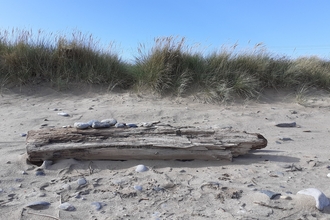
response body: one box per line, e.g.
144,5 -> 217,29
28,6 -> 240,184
26,124 -> 267,162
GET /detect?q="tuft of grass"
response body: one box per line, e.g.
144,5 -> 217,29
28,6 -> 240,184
133,36 -> 205,96
286,56 -> 330,90
0,28 -> 134,89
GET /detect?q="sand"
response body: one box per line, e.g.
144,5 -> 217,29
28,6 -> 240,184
1,85 -> 330,219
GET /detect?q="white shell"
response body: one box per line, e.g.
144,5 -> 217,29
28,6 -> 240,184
135,164 -> 148,172
58,112 -> 69,117
59,202 -> 75,211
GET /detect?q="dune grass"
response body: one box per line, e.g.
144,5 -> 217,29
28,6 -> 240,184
1,29 -> 330,101
0,29 -> 133,90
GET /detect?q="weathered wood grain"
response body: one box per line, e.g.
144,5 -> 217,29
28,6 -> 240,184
26,124 -> 267,162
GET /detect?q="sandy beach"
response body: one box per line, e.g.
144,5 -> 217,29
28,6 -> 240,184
1,85 -> 330,219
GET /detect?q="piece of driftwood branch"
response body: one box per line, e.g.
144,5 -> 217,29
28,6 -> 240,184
26,124 -> 267,162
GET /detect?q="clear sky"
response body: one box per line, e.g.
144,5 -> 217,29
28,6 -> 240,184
1,0 -> 330,62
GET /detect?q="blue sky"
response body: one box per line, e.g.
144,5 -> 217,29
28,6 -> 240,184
1,0 -> 330,62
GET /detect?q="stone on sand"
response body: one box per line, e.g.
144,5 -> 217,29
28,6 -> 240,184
297,188 -> 330,210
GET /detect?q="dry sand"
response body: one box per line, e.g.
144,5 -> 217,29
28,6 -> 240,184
1,85 -> 330,219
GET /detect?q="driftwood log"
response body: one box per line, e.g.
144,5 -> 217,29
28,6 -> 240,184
26,124 -> 267,162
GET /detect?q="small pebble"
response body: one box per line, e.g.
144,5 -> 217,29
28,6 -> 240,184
279,137 -> 293,141
260,190 -> 281,199
115,123 -> 126,128
126,123 -> 138,128
153,186 -> 165,192
74,122 -> 90,129
57,112 -> 69,117
280,195 -> 292,200
22,171 -> 28,175
134,185 -> 143,191
72,192 -> 81,198
59,202 -> 75,211
26,201 -> 51,210
20,133 -> 27,137
92,121 -> 111,129
77,177 -> 87,185
135,164 -> 148,172
101,118 -> 117,126
91,202 -> 102,210
275,122 -> 296,127
35,170 -> 45,176
87,120 -> 99,126
38,193 -> 46,197
297,188 -> 330,210
327,173 -> 330,178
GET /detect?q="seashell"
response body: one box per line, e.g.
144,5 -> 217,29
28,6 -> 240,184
92,121 -> 111,129
101,118 -> 117,126
77,177 -> 87,185
26,201 -> 50,210
91,202 -> 102,210
115,123 -> 126,128
126,123 -> 138,128
59,202 -> 75,211
74,122 -> 90,129
135,164 -> 148,172
58,112 -> 69,117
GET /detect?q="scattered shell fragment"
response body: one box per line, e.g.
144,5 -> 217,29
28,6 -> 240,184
26,201 -> 50,210
59,202 -> 75,211
74,122 -> 90,129
327,173 -> 330,178
91,202 -> 102,210
58,112 -> 69,117
20,133 -> 27,137
135,164 -> 148,172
